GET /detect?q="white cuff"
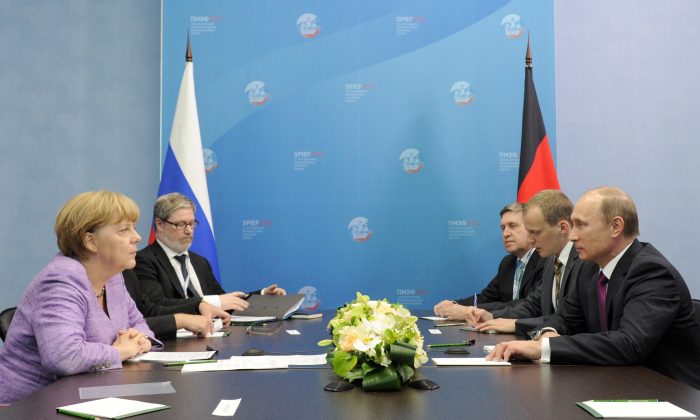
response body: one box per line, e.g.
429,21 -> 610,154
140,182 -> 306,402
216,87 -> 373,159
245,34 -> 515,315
202,295 -> 222,309
541,336 -> 551,363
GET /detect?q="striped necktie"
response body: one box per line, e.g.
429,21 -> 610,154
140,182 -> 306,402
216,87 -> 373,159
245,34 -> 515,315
174,254 -> 198,297
512,259 -> 525,300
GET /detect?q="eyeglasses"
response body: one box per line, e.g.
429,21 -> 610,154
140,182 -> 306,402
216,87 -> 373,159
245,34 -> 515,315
246,322 -> 282,336
163,219 -> 199,231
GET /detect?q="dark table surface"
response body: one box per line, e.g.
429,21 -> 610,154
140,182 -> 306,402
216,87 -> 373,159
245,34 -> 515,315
3,311 -> 699,419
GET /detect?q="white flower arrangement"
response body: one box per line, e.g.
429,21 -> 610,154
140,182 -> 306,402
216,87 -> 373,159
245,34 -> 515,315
318,292 -> 428,391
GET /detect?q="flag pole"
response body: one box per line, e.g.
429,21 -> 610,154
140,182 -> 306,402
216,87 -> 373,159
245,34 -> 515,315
516,33 -> 560,203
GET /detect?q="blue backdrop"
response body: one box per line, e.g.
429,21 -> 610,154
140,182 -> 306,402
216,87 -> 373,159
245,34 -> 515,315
162,0 -> 556,309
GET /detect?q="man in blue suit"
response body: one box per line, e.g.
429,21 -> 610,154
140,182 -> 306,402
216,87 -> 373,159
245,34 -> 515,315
487,187 -> 700,389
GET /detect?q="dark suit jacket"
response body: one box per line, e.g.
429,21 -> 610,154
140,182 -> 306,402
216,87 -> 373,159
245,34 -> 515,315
543,240 -> 700,389
455,252 -> 545,311
122,269 -> 201,339
491,246 -> 588,336
135,242 -> 227,309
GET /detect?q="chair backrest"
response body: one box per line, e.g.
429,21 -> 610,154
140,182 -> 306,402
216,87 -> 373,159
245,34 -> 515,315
0,307 -> 17,342
694,299 -> 700,330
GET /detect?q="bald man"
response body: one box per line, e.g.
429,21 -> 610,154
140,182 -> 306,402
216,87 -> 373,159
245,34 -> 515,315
487,187 -> 700,390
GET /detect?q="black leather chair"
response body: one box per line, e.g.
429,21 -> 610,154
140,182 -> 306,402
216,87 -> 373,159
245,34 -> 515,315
693,299 -> 700,329
0,307 -> 17,342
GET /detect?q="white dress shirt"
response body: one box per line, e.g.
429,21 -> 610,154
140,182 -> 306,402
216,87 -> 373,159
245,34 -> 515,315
157,240 -> 222,308
541,240 -> 634,362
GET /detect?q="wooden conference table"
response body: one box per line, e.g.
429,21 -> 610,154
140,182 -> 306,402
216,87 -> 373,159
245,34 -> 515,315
3,311 -> 699,419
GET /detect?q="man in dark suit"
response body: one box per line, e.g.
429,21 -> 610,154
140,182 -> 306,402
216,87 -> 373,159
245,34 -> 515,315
135,193 -> 286,312
487,187 -> 700,389
434,203 -> 545,319
466,190 -> 591,335
123,269 -> 229,339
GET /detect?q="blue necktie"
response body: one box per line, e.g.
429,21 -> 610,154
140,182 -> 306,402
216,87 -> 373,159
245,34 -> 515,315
174,254 -> 198,298
512,259 -> 525,300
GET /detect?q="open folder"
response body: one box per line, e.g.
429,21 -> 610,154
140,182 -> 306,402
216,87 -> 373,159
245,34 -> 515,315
234,294 -> 305,320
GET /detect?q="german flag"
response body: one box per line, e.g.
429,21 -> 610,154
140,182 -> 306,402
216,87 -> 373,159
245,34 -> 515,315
517,37 -> 560,203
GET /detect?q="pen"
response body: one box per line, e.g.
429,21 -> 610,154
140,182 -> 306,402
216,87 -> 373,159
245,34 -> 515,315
164,360 -> 218,366
474,293 -> 478,308
427,341 -> 470,348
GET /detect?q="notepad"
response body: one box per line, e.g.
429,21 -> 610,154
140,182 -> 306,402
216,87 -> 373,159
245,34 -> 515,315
290,312 -> 323,320
432,357 -> 511,366
576,400 -> 696,418
230,315 -> 275,323
56,397 -> 169,419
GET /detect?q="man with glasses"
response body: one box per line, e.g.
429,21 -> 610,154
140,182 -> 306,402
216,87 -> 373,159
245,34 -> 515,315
135,193 -> 286,312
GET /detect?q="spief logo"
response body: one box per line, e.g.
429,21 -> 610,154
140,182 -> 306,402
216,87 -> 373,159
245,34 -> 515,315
501,14 -> 525,39
297,13 -> 321,38
245,81 -> 269,106
347,217 -> 372,242
399,148 -> 424,174
450,81 -> 474,106
203,148 -> 218,174
298,286 -> 321,310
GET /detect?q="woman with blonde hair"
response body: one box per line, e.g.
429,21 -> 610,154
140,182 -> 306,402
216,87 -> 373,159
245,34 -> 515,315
0,191 -> 158,405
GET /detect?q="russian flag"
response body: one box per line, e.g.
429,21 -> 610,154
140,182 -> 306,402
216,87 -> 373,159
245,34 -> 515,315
517,36 -> 560,203
151,36 -> 220,280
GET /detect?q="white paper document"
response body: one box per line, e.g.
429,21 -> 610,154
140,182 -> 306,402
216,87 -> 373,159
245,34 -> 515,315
129,351 -> 216,362
213,399 -> 242,417
181,353 -> 328,372
181,357 -> 288,372
420,316 -> 448,321
176,330 -> 228,338
268,353 -> 328,366
432,357 -> 511,366
428,329 -> 442,335
483,345 -> 495,353
57,397 -> 169,418
577,400 -> 696,419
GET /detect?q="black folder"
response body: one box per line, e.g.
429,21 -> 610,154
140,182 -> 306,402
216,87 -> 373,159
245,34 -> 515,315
235,294 -> 305,320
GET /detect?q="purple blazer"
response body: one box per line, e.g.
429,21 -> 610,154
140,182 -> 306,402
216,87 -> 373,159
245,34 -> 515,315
0,254 -> 157,404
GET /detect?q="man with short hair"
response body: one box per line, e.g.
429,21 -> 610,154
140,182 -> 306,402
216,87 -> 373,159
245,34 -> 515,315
487,187 -> 700,389
434,203 -> 545,319
135,193 -> 286,312
464,190 -> 587,336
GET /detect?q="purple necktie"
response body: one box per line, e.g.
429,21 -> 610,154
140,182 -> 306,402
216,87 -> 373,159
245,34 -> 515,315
597,272 -> 608,332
